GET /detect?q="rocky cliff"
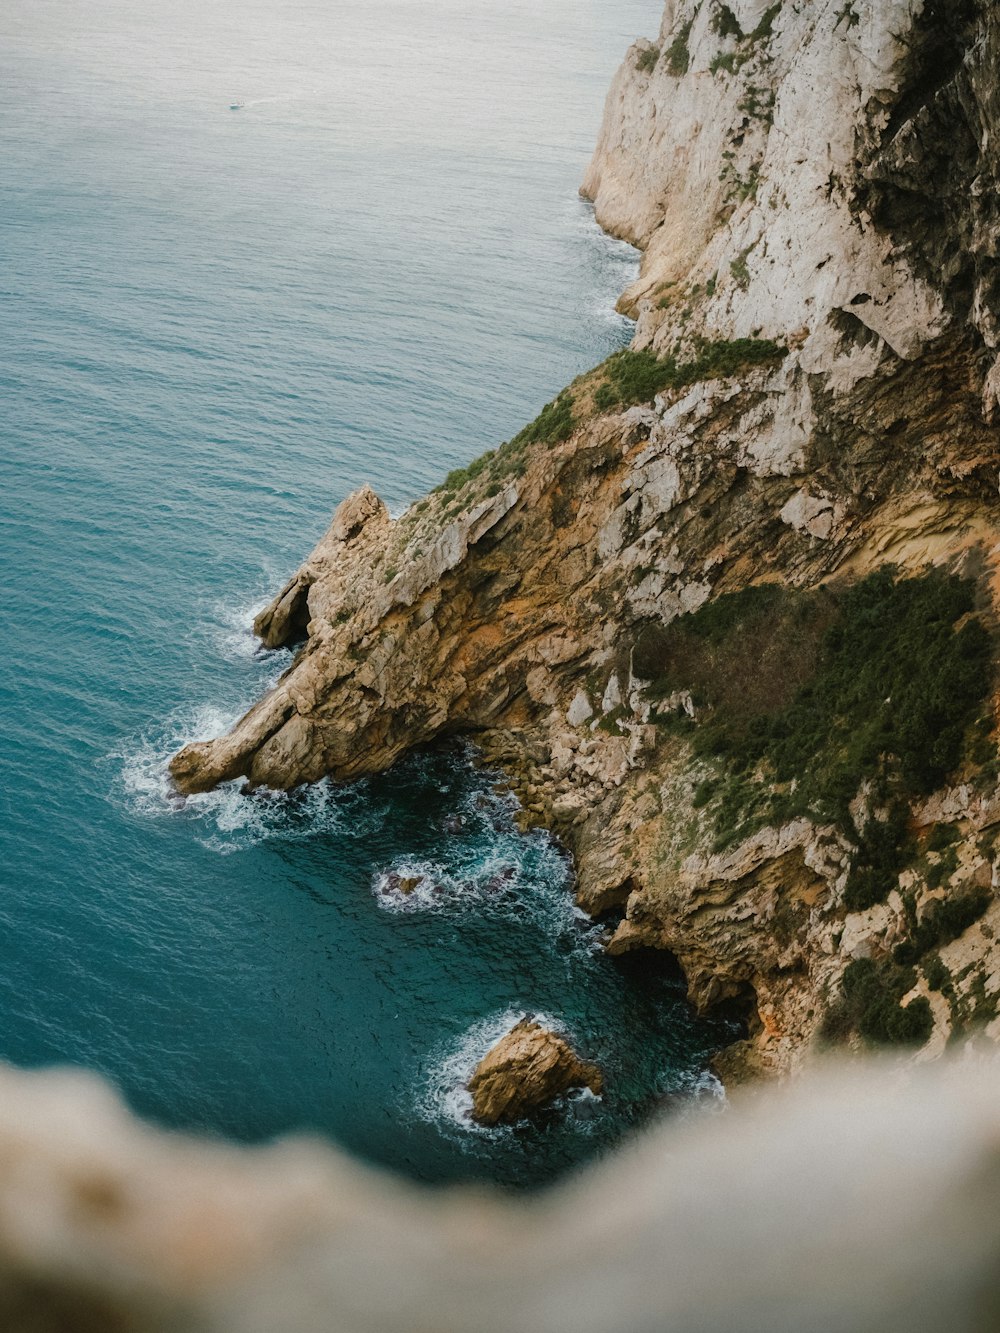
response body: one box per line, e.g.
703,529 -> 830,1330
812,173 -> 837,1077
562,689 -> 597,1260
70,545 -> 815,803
172,0 -> 1000,1079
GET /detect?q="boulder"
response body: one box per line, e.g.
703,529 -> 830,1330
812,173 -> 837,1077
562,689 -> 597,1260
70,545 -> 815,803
467,1019 -> 603,1126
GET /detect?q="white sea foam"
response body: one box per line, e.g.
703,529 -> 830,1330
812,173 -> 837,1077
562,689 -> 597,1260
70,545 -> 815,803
111,595 -> 336,853
209,595 -> 275,665
686,1066 -> 728,1108
114,705 -> 362,854
415,1008 -> 604,1137
115,700 -> 239,818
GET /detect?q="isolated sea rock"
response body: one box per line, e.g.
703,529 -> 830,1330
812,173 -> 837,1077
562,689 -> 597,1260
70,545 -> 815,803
468,1019 -> 603,1126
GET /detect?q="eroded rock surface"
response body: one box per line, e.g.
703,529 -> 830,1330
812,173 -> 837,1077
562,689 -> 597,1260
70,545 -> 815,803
467,1020 -> 603,1126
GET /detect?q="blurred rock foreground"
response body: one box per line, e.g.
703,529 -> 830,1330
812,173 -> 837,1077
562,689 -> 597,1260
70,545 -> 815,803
0,1057 -> 999,1332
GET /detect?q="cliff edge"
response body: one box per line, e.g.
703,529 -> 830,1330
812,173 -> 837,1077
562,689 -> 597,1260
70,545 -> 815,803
172,0 -> 1000,1078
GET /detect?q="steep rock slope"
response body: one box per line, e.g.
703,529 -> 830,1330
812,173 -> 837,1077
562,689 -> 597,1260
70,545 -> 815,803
172,0 -> 1000,1077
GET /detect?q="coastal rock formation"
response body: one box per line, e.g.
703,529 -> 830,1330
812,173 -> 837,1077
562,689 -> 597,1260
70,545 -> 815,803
171,0 -> 1000,1080
467,1020 -> 603,1126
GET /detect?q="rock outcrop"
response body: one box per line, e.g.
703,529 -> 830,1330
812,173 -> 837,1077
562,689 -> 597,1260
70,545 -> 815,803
171,0 -> 1000,1081
467,1020 -> 603,1126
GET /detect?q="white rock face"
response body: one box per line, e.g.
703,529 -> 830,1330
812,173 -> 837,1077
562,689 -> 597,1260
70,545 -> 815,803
780,488 -> 835,540
582,0 -> 946,366
567,690 -> 594,727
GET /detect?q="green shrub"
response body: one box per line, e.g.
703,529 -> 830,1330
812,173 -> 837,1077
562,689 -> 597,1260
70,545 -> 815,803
843,802 -> 913,911
730,250 -> 751,289
512,390 -> 575,448
711,4 -> 743,40
595,338 -> 785,411
924,953 -> 952,993
710,1 -> 780,72
838,957 -> 933,1046
709,50 -> 739,74
635,45 -> 660,74
927,822 -> 961,852
665,20 -> 694,76
433,447 -> 498,497
925,844 -> 959,891
750,4 -> 782,41
893,887 -> 992,966
638,568 -> 993,854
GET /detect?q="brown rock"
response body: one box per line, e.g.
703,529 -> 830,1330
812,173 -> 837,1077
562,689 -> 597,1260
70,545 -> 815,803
467,1019 -> 603,1126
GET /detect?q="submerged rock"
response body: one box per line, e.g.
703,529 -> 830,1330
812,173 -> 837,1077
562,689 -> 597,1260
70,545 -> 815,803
467,1019 -> 603,1126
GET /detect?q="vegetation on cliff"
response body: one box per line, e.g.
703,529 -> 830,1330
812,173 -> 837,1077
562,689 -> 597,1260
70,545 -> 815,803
433,338 -> 786,506
592,338 -> 786,411
636,568 -> 993,858
822,957 -> 933,1047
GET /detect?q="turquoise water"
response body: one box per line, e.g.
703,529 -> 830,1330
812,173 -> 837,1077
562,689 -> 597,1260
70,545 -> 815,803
0,0 -> 738,1188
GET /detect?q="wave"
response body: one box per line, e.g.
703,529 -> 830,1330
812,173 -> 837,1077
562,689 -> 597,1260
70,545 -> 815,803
208,594 -> 276,665
113,707 -> 384,855
370,782 -> 588,942
108,592 -> 346,853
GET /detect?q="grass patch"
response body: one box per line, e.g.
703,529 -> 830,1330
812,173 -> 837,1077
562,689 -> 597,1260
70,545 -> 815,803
593,338 -> 785,412
709,50 -> 739,74
665,20 -> 694,76
431,387 -> 577,500
730,248 -> 752,289
709,2 -> 781,73
513,389 -> 575,448
433,448 -> 497,498
637,568 -> 993,853
635,45 -> 660,74
425,340 -> 783,503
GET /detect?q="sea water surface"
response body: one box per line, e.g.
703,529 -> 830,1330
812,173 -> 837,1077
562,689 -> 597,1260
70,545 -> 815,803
0,0 -> 738,1188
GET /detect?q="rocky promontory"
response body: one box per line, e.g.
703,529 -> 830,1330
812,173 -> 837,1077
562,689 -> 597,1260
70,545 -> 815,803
172,0 -> 1000,1081
467,1020 -> 603,1126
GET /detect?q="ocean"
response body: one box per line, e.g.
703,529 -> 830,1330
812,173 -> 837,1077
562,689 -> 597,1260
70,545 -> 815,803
0,0 -> 737,1188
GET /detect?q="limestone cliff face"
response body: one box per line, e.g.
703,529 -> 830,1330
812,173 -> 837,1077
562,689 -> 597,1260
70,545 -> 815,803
582,0 -> 993,372
172,0 -> 1000,1078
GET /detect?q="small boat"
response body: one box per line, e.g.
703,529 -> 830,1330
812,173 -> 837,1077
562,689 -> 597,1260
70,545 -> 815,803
229,100 -> 245,110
